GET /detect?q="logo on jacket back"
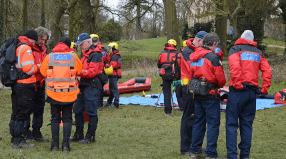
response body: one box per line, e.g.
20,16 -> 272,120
241,52 -> 260,62
190,59 -> 204,67
54,54 -> 71,61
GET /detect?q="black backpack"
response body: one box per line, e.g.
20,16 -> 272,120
0,37 -> 29,87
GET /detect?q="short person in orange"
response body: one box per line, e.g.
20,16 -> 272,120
10,29 -> 39,149
40,37 -> 82,152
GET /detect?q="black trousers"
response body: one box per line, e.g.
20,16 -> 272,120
180,92 -> 196,153
50,103 -> 73,123
11,84 -> 35,122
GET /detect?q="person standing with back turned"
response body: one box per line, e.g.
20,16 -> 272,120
226,30 -> 272,159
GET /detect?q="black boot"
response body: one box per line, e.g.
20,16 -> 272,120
9,120 -> 15,147
78,116 -> 97,144
50,123 -> 59,151
14,121 -> 35,149
62,122 -> 72,152
70,126 -> 84,142
32,129 -> 49,142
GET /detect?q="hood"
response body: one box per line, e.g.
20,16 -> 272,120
111,50 -> 121,57
83,44 -> 103,57
186,38 -> 197,51
18,36 -> 32,47
52,42 -> 71,52
164,43 -> 178,51
33,44 -> 46,52
70,48 -> 76,52
235,38 -> 257,47
190,46 -> 212,62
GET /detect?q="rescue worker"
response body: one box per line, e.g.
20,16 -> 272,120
70,33 -> 105,143
10,29 -> 39,149
189,33 -> 226,158
180,31 -> 208,156
90,34 -> 110,110
104,42 -> 122,109
157,39 -> 179,115
40,37 -> 82,152
226,30 -> 272,159
24,26 -> 49,143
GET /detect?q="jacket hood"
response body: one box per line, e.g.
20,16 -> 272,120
164,43 -> 178,51
111,50 -> 121,57
190,46 -> 212,62
18,36 -> 33,47
235,38 -> 257,47
83,44 -> 103,57
33,44 -> 47,52
52,42 -> 71,52
186,38 -> 197,51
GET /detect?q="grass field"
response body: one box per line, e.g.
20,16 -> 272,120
1,37 -> 286,158
263,37 -> 285,47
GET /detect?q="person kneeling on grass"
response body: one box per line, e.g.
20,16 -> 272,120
40,37 -> 82,151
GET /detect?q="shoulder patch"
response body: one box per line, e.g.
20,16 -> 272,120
215,48 -> 220,53
119,58 -> 122,63
27,50 -> 32,55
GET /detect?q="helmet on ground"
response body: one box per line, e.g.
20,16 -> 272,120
183,40 -> 187,48
71,42 -> 76,48
104,65 -> 113,75
107,42 -> 118,50
168,39 -> 177,47
90,34 -> 99,43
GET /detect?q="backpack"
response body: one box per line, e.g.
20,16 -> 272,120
159,50 -> 178,80
0,37 -> 28,87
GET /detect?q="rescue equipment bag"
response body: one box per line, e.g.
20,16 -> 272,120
187,77 -> 216,96
0,37 -> 29,87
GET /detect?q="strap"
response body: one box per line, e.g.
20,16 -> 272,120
47,85 -> 77,92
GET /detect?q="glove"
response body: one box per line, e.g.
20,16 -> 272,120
255,89 -> 262,95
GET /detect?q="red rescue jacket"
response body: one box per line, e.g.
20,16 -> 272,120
181,38 -> 197,80
157,43 -> 179,68
228,38 -> 272,94
32,44 -> 47,87
189,46 -> 226,97
109,50 -> 122,78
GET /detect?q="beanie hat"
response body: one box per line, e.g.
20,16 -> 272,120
24,29 -> 38,41
241,30 -> 254,41
59,37 -> 71,48
195,31 -> 208,39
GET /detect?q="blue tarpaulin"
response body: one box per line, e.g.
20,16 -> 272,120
104,93 -> 284,110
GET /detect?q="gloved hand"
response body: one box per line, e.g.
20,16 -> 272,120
255,89 -> 262,95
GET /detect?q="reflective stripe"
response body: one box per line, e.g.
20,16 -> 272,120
16,45 -> 27,68
47,86 -> 77,92
26,65 -> 35,75
21,61 -> 34,66
50,63 -> 74,67
49,52 -> 54,66
46,78 -> 76,82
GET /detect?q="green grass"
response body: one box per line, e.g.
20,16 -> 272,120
262,37 -> 285,46
265,47 -> 284,55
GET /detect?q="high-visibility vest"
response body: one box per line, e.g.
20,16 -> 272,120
46,52 -> 77,93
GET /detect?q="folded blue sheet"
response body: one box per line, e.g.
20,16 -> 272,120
104,93 -> 284,110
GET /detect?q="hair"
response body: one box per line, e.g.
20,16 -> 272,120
92,37 -> 99,43
35,26 -> 49,39
203,32 -> 220,47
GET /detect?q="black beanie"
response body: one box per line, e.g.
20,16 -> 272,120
24,29 -> 38,41
59,37 -> 71,48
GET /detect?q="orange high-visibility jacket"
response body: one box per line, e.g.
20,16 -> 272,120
16,36 -> 39,84
41,49 -> 82,103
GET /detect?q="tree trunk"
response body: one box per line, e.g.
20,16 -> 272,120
94,0 -> 100,33
215,0 -> 227,56
51,0 -> 66,48
0,0 -> 4,45
41,0 -> 45,27
163,0 -> 180,50
68,0 -> 78,41
135,3 -> 141,40
79,0 -> 93,34
23,0 -> 28,33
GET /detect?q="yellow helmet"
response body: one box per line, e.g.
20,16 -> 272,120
104,65 -> 113,75
183,40 -> 187,48
168,39 -> 177,47
90,34 -> 99,39
71,42 -> 76,48
107,42 -> 119,50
